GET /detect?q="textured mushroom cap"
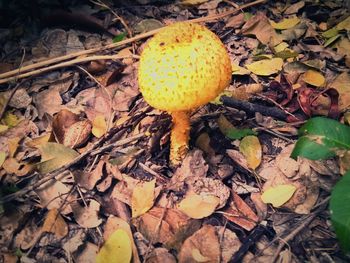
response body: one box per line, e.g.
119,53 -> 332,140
138,22 -> 232,112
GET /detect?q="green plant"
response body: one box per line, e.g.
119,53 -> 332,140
291,117 -> 350,253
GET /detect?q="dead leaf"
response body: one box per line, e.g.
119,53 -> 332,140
52,109 -> 80,143
96,229 -> 132,263
92,115 -> 107,138
270,16 -> 300,30
284,1 -> 305,15
36,179 -> 73,213
302,70 -> 325,87
222,192 -> 259,231
246,58 -> 283,76
0,151 -> 6,167
241,12 -> 282,46
75,160 -> 104,190
8,136 -> 21,157
72,199 -> 103,228
177,192 -> 220,219
42,209 -> 68,239
145,248 -> 176,263
132,179 -> 156,218
75,242 -> 99,263
261,184 -> 297,207
232,63 -> 251,75
33,88 -> 63,119
195,133 -> 215,156
329,72 -> 350,111
2,158 -> 33,177
133,207 -> 201,250
37,142 -> 79,173
104,216 -> 140,263
216,226 -> 242,262
239,135 -> 262,170
178,225 -> 220,263
225,13 -> 245,29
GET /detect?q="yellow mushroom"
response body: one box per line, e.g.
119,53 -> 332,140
138,22 -> 232,165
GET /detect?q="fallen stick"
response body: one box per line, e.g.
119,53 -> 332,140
0,54 -> 139,85
0,0 -> 266,83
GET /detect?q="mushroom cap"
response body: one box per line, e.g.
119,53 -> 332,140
138,22 -> 232,112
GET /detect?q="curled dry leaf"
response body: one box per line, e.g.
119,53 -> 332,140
177,192 -> 220,219
96,229 -> 132,263
261,184 -> 297,207
131,179 -> 157,218
330,72 -> 350,111
52,109 -> 92,148
222,192 -> 259,231
63,120 -> 92,148
72,199 -> 103,228
42,209 -> 68,239
241,12 -> 282,46
133,207 -> 201,250
52,109 -> 80,144
74,159 -> 105,190
178,225 -> 220,263
185,177 -> 231,209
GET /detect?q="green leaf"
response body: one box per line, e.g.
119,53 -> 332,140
291,117 -> 350,160
330,170 -> 350,253
324,34 -> 341,47
226,128 -> 257,140
113,32 -> 127,43
322,27 -> 339,38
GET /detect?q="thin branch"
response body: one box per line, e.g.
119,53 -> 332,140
0,54 -> 139,85
0,0 -> 266,83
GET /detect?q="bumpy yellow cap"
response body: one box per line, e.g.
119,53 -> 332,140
138,22 -> 232,112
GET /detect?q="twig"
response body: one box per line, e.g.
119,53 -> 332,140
0,0 -> 266,83
271,213 -> 317,263
220,95 -> 288,120
0,54 -> 139,85
0,131 -> 146,203
91,0 -> 132,38
138,162 -> 169,185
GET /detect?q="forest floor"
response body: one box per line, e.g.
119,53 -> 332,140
0,0 -> 350,262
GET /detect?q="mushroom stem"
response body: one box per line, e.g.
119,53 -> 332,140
170,111 -> 190,166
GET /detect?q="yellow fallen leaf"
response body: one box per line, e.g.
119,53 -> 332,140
261,184 -> 297,207
232,63 -> 250,75
42,209 -> 68,239
25,133 -> 51,148
246,58 -> 283,76
239,135 -> 262,170
178,193 -> 220,219
0,151 -> 6,167
92,115 -> 107,138
0,124 -> 8,133
192,248 -> 211,262
8,136 -> 21,157
274,42 -> 289,52
302,70 -> 325,87
270,16 -> 300,30
2,112 -> 21,127
131,179 -> 156,218
336,16 -> 350,30
96,229 -> 132,263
